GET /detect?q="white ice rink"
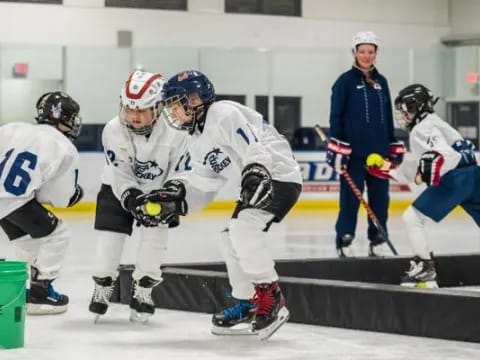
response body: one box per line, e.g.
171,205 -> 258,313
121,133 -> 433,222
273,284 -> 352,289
1,209 -> 480,360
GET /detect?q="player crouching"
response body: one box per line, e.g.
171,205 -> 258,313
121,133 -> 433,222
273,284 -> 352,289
366,84 -> 480,288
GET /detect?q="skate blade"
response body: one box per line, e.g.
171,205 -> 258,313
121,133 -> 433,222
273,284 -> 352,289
255,307 -> 290,341
401,281 -> 439,289
129,309 -> 152,324
93,314 -> 102,324
26,303 -> 68,315
211,323 -> 256,336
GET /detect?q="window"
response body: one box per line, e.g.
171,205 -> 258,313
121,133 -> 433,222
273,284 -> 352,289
225,0 -> 301,17
255,95 -> 269,123
215,95 -> 246,105
274,96 -> 301,144
74,124 -> 104,152
0,0 -> 62,3
105,0 -> 187,10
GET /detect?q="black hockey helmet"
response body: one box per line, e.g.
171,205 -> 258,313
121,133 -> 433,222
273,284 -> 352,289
394,84 -> 438,131
35,91 -> 82,140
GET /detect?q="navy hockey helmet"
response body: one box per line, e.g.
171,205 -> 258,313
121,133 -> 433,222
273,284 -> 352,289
162,70 -> 215,134
394,84 -> 438,131
35,91 -> 82,140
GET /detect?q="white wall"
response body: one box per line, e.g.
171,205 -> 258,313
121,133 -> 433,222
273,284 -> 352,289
0,1 -> 453,125
450,0 -> 480,35
0,2 -> 449,48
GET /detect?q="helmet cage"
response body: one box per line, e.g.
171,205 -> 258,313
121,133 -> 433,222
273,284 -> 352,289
163,94 -> 207,134
119,101 -> 162,136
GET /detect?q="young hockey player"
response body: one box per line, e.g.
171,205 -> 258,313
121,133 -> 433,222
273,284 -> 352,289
155,70 -> 302,340
0,91 -> 83,314
88,71 -> 188,323
366,84 -> 480,288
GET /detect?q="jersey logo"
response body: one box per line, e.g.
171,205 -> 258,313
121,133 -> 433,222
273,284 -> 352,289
426,136 -> 438,148
356,85 -> 365,89
203,148 -> 231,173
134,159 -> 164,180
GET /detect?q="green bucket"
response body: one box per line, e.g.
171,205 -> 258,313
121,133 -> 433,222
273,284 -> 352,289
0,261 -> 27,349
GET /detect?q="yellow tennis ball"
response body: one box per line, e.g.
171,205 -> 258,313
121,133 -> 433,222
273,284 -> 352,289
366,153 -> 384,168
144,202 -> 161,216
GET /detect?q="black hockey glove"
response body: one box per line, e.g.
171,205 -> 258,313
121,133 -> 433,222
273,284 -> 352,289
240,163 -> 273,209
141,180 -> 188,228
121,188 -> 160,227
68,185 -> 83,207
417,151 -> 445,186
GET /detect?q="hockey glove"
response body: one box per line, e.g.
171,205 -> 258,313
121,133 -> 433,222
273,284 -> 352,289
326,138 -> 351,173
388,141 -> 407,168
121,188 -> 160,227
366,166 -> 393,180
240,163 -> 273,209
141,180 -> 188,228
417,151 -> 445,186
68,185 -> 83,207
452,139 -> 477,168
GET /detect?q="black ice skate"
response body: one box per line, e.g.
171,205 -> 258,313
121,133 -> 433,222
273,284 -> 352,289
211,299 -> 256,335
368,233 -> 390,257
251,281 -> 289,341
401,257 -> 438,288
89,276 -> 116,323
337,233 -> 354,258
27,267 -> 68,315
129,276 -> 160,323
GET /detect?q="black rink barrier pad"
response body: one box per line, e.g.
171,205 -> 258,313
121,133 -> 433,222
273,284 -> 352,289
114,254 -> 480,342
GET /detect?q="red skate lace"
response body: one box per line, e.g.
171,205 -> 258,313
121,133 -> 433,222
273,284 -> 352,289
253,284 -> 275,316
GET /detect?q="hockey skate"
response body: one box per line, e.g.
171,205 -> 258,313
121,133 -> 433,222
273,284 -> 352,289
129,276 -> 160,324
401,257 -> 438,288
89,276 -> 116,323
368,233 -> 390,257
27,267 -> 68,315
211,299 -> 256,336
337,233 -> 354,258
251,281 -> 289,341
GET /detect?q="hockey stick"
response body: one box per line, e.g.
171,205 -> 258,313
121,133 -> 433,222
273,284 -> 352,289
314,125 -> 398,255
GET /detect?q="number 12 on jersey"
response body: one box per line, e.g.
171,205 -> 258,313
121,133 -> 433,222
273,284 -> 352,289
0,148 -> 38,196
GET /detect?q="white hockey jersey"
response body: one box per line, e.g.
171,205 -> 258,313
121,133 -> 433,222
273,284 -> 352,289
173,101 -> 302,212
101,115 -> 189,200
392,113 -> 463,183
0,123 -> 80,218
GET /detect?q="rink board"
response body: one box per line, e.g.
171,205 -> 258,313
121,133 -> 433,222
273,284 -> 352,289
114,254 -> 480,343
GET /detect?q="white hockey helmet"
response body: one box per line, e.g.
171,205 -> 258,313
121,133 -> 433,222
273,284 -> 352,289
120,71 -> 165,135
352,31 -> 378,52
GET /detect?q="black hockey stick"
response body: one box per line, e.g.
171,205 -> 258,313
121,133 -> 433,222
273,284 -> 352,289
314,125 -> 398,256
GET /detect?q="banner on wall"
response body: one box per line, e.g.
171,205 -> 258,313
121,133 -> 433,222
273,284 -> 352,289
78,151 -> 413,202
294,151 -> 411,198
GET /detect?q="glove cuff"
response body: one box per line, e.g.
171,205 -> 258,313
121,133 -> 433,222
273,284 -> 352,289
328,138 -> 352,156
121,188 -> 143,212
242,163 -> 271,179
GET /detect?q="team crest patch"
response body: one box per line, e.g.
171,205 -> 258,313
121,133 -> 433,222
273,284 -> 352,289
134,159 -> 164,180
203,148 -> 231,173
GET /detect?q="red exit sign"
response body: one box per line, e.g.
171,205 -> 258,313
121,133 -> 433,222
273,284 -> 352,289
13,63 -> 28,77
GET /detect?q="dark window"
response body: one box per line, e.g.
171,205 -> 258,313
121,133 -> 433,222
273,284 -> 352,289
215,95 -> 246,105
74,124 -> 104,152
225,0 -> 301,17
274,96 -> 301,144
448,101 -> 479,147
255,95 -> 269,123
0,0 -> 62,3
105,0 -> 187,10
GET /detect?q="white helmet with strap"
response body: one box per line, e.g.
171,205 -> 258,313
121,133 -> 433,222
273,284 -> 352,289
352,31 -> 378,52
120,71 -> 165,135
